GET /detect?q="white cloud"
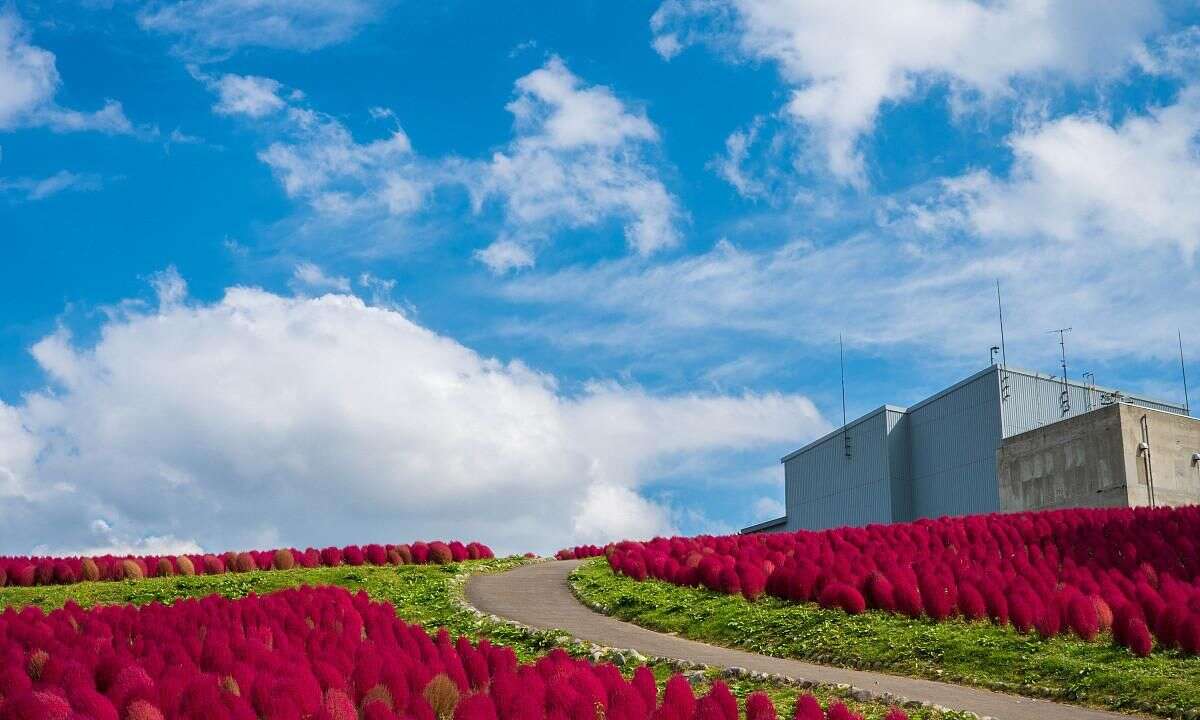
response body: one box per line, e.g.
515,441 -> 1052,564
503,196 -> 1196,373
0,403 -> 40,500
0,281 -> 825,555
0,170 -> 102,201
1137,26 -> 1200,79
191,71 -> 435,248
498,86 -> 1200,371
925,85 -> 1200,263
201,58 -> 683,267
475,238 -> 536,274
257,106 -> 428,220
0,11 -> 138,134
572,484 -> 676,544
0,12 -> 57,128
32,519 -> 204,558
138,0 -> 383,56
470,56 -> 683,270
291,261 -> 351,293
150,265 -> 189,307
751,495 -> 784,520
210,73 -> 287,118
713,118 -> 767,198
651,0 -> 1164,184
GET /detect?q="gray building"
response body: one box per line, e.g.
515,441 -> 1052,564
745,365 -> 1199,534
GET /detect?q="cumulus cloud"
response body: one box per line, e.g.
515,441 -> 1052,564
0,280 -> 825,555
191,71 -> 437,248
0,403 -> 39,501
138,0 -> 384,57
470,56 -> 683,272
199,58 -> 682,269
209,73 -> 289,118
257,106 -> 429,220
923,85 -> 1200,263
501,90 -> 1200,369
0,11 -> 138,134
651,0 -> 1164,184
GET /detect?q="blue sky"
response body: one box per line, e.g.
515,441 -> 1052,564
1,0 -> 1198,555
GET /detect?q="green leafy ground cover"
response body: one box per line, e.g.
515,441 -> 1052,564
569,558 -> 1200,719
0,558 -> 964,720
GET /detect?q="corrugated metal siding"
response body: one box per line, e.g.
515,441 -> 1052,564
1000,368 -> 1186,437
1123,396 -> 1188,415
909,370 -> 1003,517
885,409 -> 913,521
784,409 -> 894,530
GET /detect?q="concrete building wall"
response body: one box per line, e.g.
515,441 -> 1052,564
908,370 -> 1003,518
782,407 -> 897,531
997,404 -> 1129,511
1117,404 -> 1200,508
997,403 -> 1200,512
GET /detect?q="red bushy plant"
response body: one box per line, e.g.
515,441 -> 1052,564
232,552 -> 256,573
0,537 -> 494,592
272,548 -> 295,571
343,545 -> 366,566
792,694 -> 823,720
321,547 -> 345,567
605,505 -> 1200,656
202,555 -> 224,575
1067,594 -> 1101,641
428,543 -> 454,565
81,558 -> 101,582
745,692 -> 775,720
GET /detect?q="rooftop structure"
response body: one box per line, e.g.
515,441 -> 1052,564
748,365 -> 1196,533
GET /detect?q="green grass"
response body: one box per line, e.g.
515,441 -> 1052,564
0,558 -> 967,720
569,558 -> 1200,719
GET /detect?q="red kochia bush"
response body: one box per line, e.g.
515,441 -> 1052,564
1067,594 -> 1101,641
428,542 -> 453,565
272,548 -> 295,570
745,692 -> 775,720
555,545 -> 607,561
788,693 -> 899,720
0,538 -> 495,591
605,505 -> 1200,657
0,587 -> 812,720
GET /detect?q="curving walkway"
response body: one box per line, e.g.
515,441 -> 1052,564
464,560 -> 1141,720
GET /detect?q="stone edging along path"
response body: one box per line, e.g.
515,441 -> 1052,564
463,559 -> 1143,720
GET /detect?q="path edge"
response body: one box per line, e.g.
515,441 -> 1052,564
460,559 -> 996,720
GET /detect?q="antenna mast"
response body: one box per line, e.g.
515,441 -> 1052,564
996,280 -> 1010,401
1049,327 -> 1072,416
840,334 -> 851,458
1180,330 -> 1191,416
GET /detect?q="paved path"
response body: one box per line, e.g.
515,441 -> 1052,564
465,560 -> 1141,720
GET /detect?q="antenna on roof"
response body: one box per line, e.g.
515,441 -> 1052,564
996,280 -> 1010,402
1048,327 -> 1072,416
1180,329 -> 1191,416
840,333 -> 851,459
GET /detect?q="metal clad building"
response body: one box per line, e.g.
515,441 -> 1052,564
781,406 -> 904,529
760,365 -> 1191,533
